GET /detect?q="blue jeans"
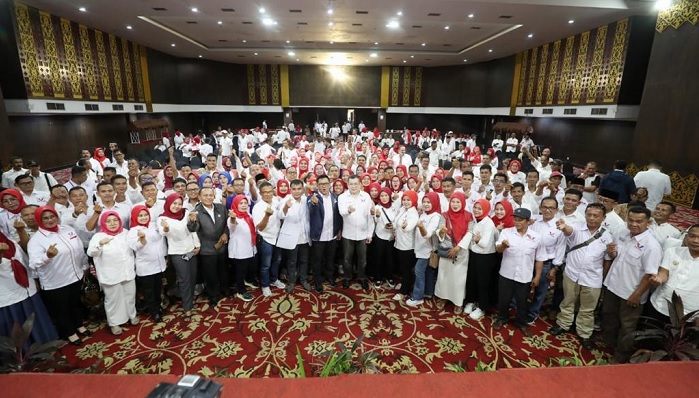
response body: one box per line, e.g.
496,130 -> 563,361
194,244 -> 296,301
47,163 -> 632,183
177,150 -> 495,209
410,258 -> 434,301
258,239 -> 282,287
527,260 -> 553,321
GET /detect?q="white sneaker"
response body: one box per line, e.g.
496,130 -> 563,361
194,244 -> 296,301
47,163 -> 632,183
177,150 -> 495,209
262,287 -> 272,297
271,280 -> 286,289
392,293 -> 403,301
406,298 -> 424,307
194,284 -> 204,296
469,308 -> 485,321
463,303 -> 476,315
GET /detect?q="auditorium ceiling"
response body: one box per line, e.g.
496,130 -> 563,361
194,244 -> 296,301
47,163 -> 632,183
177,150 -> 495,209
18,0 -> 659,66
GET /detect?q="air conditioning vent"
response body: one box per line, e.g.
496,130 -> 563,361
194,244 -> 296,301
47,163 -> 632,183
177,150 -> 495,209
221,8 -> 235,12
352,23 -> 362,26
112,104 -> 124,111
591,108 -> 608,115
297,22 -> 308,25
46,102 -> 65,110
289,9 -> 302,13
564,108 -> 577,115
499,15 -> 513,19
524,108 -> 534,115
242,21 -> 253,24
134,105 -> 144,111
427,13 -> 441,17
356,11 -> 369,15
412,25 -> 423,28
85,104 -> 99,111
542,108 -> 554,115
152,8 -> 167,11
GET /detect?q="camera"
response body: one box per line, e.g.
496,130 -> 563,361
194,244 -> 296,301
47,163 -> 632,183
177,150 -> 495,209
146,375 -> 222,398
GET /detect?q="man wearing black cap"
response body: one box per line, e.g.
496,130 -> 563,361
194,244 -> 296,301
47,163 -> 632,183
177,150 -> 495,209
598,189 -> 625,240
494,207 -> 546,337
27,160 -> 58,193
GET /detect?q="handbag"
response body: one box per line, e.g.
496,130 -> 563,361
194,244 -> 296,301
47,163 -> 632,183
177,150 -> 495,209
80,273 -> 103,308
429,251 -> 440,269
437,215 -> 455,258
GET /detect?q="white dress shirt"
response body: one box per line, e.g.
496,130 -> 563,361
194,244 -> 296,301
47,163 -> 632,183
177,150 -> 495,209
563,223 -> 614,288
530,217 -> 566,265
227,217 -> 258,259
497,227 -> 547,283
127,225 -> 168,277
414,213 -> 442,259
470,217 -> 497,254
87,231 -> 136,285
393,207 -> 419,251
27,226 -> 89,290
650,247 -> 699,319
633,169 -> 672,212
0,243 -> 37,307
650,221 -> 682,250
338,191 -> 375,241
604,229 -> 662,303
252,198 -> 281,245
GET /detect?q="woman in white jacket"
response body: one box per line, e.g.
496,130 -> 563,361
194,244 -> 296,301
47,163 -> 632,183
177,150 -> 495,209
158,193 -> 200,320
392,190 -> 419,301
87,211 -> 137,335
463,199 -> 499,320
227,195 -> 257,302
406,192 -> 443,307
127,205 -> 167,322
27,206 -> 90,345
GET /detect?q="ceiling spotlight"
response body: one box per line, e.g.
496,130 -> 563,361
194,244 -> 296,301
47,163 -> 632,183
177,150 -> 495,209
330,41 -> 334,44
327,9 -> 333,15
370,53 -> 377,58
171,43 -> 176,47
397,11 -> 403,16
198,55 -> 202,58
328,21 -> 334,26
488,49 -> 493,52
463,59 -> 467,62
79,7 -> 86,12
655,0 -> 674,11
262,18 -> 277,26
374,42 -> 379,45
410,55 -> 414,58
217,21 -> 223,25
403,60 -> 407,63
242,40 -> 247,43
528,33 -> 534,38
296,59 -> 299,61
421,43 -> 426,46
126,25 -> 132,30
444,26 -> 450,30
286,40 -> 290,43
386,21 -> 399,28
288,51 -> 295,56
468,13 -> 474,18
568,19 -> 575,24
191,7 -> 198,13
254,52 -> 258,55
259,8 -> 265,13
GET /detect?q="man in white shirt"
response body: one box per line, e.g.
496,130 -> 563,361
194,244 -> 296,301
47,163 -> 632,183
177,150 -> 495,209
2,156 -> 27,189
491,134 -> 504,154
425,141 -> 441,168
650,201 -> 682,249
338,175 -> 374,290
252,182 -> 285,297
494,208 -> 546,337
579,162 -> 601,205
219,131 -> 234,156
391,146 -> 413,166
287,120 -> 296,133
598,189 -> 626,240
633,160 -> 672,212
26,160 -> 58,192
602,206 -> 662,363
505,133 -> 518,159
277,180 -> 311,293
274,128 -> 290,146
329,123 -> 341,140
549,203 -> 614,350
520,133 -> 534,153
108,150 -> 129,177
256,138 -> 275,161
15,174 -> 50,206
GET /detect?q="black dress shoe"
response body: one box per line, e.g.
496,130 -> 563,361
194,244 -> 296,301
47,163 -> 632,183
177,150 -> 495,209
68,336 -> 83,346
361,280 -> 369,290
581,338 -> 594,350
152,313 -> 162,323
315,285 -> 324,293
548,325 -> 568,336
327,280 -> 338,288
77,328 -> 92,337
342,280 -> 350,289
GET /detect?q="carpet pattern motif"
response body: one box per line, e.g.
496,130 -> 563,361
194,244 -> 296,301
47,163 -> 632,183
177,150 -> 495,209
56,284 -> 607,376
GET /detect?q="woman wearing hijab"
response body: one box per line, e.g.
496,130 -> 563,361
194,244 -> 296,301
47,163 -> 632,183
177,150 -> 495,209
389,175 -> 404,195
0,230 -> 58,345
467,146 -> 482,166
158,193 -> 201,320
367,182 -> 382,204
28,206 -> 90,345
160,165 -> 176,193
430,174 -> 444,193
332,179 -> 346,196
277,179 -> 290,199
0,189 -> 27,242
127,205 -> 167,322
406,192 -> 443,307
463,199 -> 499,320
371,187 -> 397,287
87,211 -> 137,335
492,200 -> 515,232
392,190 -> 420,301
507,160 -> 526,185
93,147 -> 110,170
227,195 -> 257,302
434,192 -> 475,313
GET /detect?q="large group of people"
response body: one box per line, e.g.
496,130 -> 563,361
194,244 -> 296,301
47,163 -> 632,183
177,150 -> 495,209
0,122 -> 696,366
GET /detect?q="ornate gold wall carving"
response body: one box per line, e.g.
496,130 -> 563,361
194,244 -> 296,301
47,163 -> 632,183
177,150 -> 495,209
586,25 -> 607,104
390,67 -> 399,106
79,24 -> 99,99
39,11 -> 64,98
14,3 -> 43,96
121,38 -> 134,101
604,19 -> 628,103
109,34 -> 123,100
546,41 -> 560,105
246,65 -> 256,104
535,44 -> 549,105
414,66 -> 422,106
516,50 -> 528,106
571,31 -> 590,104
60,18 -> 82,99
132,43 -> 145,100
258,65 -> 268,105
626,164 -> 699,208
270,64 -> 280,105
557,36 -> 575,104
656,0 -> 699,32
402,66 -> 411,105
525,47 -> 538,105
94,30 -> 112,100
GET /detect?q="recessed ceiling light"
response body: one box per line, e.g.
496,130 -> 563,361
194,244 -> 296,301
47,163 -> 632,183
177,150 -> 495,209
330,41 -> 334,44
242,40 -> 247,43
79,7 -> 86,12
254,52 -> 258,55
198,55 -> 202,58
403,60 -> 407,63
288,51 -> 295,56
171,43 -> 176,47
126,25 -> 132,30
217,21 -> 223,25
468,13 -> 474,18
488,49 -> 493,52
568,19 -> 575,24
374,42 -> 379,45
365,59 -> 369,62
259,8 -> 265,14
410,55 -> 414,58
328,21 -> 334,26
286,40 -> 290,43
444,26 -> 450,30
463,59 -> 467,62
397,11 -> 403,16
386,21 -> 399,28
421,43 -> 426,46
370,53 -> 377,58
656,0 -> 674,11
190,7 -> 198,13
327,9 -> 333,15
528,33 -> 534,38
262,18 -> 277,26
296,59 -> 299,61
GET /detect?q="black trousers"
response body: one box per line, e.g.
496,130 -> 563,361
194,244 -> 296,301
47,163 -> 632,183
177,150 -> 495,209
137,272 -> 163,316
200,252 -> 230,300
466,251 -> 499,309
371,237 -> 395,282
497,276 -> 530,327
233,256 -> 257,294
311,240 -> 337,286
41,280 -> 84,339
395,248 -> 416,295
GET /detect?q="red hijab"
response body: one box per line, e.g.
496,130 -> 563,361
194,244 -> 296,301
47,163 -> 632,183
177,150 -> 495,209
1,189 -> 27,214
34,206 -> 59,233
93,147 -> 108,164
130,204 -> 150,228
402,190 -> 418,208
492,200 -> 515,228
277,180 -> 290,198
430,174 -> 444,193
395,165 -> 408,181
231,195 -> 256,246
0,231 -> 28,288
474,199 -> 491,222
161,193 -> 185,220
445,192 -> 471,243
424,192 -> 442,215
368,182 -> 382,204
162,165 -> 175,191
99,211 -> 123,236
390,175 -> 403,193
378,187 -> 393,209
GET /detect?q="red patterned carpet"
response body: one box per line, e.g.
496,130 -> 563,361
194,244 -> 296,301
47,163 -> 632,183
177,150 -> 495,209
669,206 -> 699,231
53,283 -> 607,376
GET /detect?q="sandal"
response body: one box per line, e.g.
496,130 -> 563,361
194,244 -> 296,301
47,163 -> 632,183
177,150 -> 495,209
110,326 -> 123,335
183,311 -> 192,321
454,306 -> 463,315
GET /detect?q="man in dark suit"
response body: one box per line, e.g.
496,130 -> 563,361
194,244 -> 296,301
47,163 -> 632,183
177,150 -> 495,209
187,187 -> 230,305
308,174 -> 343,292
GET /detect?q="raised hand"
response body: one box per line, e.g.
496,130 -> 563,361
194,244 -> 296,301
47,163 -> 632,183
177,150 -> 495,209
99,237 -> 114,246
189,211 -> 198,222
160,219 -> 169,233
265,206 -> 274,216
555,219 -> 566,231
13,218 -> 25,230
46,243 -> 58,258
311,193 -> 319,205
93,202 -> 103,214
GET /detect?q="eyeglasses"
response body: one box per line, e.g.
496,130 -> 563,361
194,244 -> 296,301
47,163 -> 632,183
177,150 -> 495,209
187,188 -> 200,192
541,206 -> 557,210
